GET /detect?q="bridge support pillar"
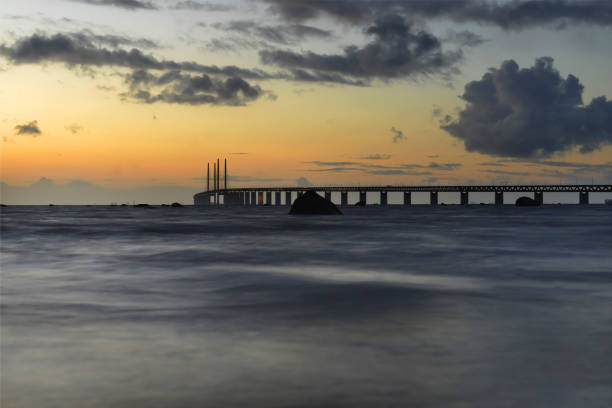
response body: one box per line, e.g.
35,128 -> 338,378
380,191 -> 388,206
461,191 -> 469,205
359,191 -> 367,205
430,191 -> 438,206
275,191 -> 281,206
535,191 -> 543,205
324,191 -> 331,202
285,191 -> 292,205
297,190 -> 304,198
579,191 -> 589,205
495,191 -> 504,205
265,191 -> 272,205
403,192 -> 411,205
251,191 -> 256,205
341,192 -> 348,206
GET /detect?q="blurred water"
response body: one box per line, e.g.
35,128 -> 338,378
1,205 -> 611,408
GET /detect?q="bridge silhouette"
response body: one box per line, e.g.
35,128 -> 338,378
195,159 -> 612,206
194,184 -> 612,206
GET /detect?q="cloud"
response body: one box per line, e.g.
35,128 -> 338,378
70,0 -> 157,10
0,32 -> 270,79
296,177 -> 313,186
481,169 -> 531,176
263,0 -> 612,29
305,161 -> 359,166
212,20 -> 333,45
391,126 -> 405,143
122,69 -> 267,106
360,154 -> 391,160
400,162 -> 462,171
441,57 -> 612,158
444,30 -> 486,47
260,14 -> 462,83
15,120 -> 41,136
426,162 -> 462,171
0,32 -> 273,106
170,1 -> 234,11
229,152 -> 248,155
65,124 -> 83,134
479,162 -> 506,167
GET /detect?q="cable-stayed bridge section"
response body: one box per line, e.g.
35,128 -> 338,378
194,184 -> 612,206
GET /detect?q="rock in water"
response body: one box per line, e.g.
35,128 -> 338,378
289,190 -> 342,215
515,196 -> 540,206
171,202 -> 183,207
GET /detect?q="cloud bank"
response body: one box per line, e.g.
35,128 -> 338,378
441,57 -> 612,158
260,14 -> 462,83
264,0 -> 612,29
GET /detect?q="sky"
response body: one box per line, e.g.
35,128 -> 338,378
1,0 -> 612,204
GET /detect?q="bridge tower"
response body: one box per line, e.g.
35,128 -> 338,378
380,191 -> 388,206
579,191 -> 589,205
341,192 -> 348,206
285,191 -> 292,205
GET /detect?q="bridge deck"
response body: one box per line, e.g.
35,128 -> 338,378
196,185 -> 612,196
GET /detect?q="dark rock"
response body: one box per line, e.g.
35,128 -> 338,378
354,200 -> 366,206
134,203 -> 151,208
120,204 -> 128,207
0,204 -> 7,207
171,202 -> 183,207
289,190 -> 342,215
515,196 -> 540,206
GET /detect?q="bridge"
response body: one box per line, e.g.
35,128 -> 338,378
194,184 -> 612,206
195,159 -> 611,206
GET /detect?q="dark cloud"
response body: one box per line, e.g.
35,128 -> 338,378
171,1 -> 234,11
260,14 -> 462,83
441,57 -> 612,158
15,121 -> 41,136
361,154 -> 391,160
123,69 -> 266,106
0,32 -> 273,106
212,20 -> 332,45
71,29 -> 159,49
70,0 -> 157,10
0,32 -> 270,79
263,0 -> 612,29
391,126 -> 406,143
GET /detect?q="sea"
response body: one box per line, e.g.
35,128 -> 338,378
1,205 -> 611,408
